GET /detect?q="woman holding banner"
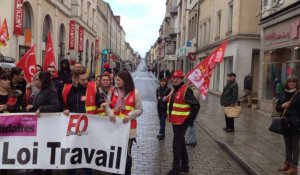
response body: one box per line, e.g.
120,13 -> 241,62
0,68 -> 24,175
25,71 -> 60,115
105,70 -> 143,175
0,69 -> 23,113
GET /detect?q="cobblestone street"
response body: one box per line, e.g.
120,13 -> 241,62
130,71 -> 249,175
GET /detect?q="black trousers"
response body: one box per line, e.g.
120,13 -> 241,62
283,133 -> 300,166
113,138 -> 134,175
172,124 -> 189,171
157,106 -> 167,135
225,115 -> 234,129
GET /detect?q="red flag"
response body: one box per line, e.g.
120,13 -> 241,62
43,32 -> 57,71
0,19 -> 10,47
186,41 -> 228,100
16,45 -> 36,83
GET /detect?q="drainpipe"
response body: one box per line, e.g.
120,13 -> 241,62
195,0 -> 200,52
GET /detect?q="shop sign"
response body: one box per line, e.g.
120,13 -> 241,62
13,0 -> 23,35
264,31 -> 290,45
178,47 -> 186,57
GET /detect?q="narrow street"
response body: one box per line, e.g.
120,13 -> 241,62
128,62 -> 249,175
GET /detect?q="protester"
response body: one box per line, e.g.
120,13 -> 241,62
156,77 -> 171,140
62,67 -> 104,175
25,71 -> 60,115
104,63 -> 112,73
0,70 -> 23,113
23,73 -> 40,107
276,76 -> 300,174
166,70 -> 200,175
159,69 -> 164,80
105,70 -> 143,175
97,72 -> 113,116
36,64 -> 43,73
58,59 -> 72,84
244,73 -> 253,107
186,82 -> 201,146
10,67 -> 26,101
47,66 -> 64,109
165,69 -> 171,79
0,70 -> 23,175
74,62 -> 83,69
221,73 -> 238,132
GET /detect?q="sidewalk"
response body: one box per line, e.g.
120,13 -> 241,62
198,94 -> 285,175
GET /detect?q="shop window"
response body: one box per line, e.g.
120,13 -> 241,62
295,47 -> 300,60
263,48 -> 292,100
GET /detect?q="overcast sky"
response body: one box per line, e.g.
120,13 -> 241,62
107,0 -> 166,57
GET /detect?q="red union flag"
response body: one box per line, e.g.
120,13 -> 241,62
16,45 -> 36,82
43,32 -> 57,71
78,26 -> 84,51
69,20 -> 75,49
187,41 -> 227,100
13,0 -> 24,35
0,19 -> 10,47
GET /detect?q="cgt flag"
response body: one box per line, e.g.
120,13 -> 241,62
43,32 -> 57,71
0,19 -> 10,47
16,45 -> 36,83
186,41 -> 227,100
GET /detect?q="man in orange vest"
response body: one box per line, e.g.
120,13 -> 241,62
166,70 -> 200,175
62,67 -> 104,175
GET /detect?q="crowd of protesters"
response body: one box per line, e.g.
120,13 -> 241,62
0,59 -> 143,175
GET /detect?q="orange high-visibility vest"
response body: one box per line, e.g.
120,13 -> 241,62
62,82 -> 98,114
97,106 -> 105,116
167,84 -> 191,125
110,89 -> 137,129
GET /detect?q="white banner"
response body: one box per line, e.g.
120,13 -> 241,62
0,113 -> 130,174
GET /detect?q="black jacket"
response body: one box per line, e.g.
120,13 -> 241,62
63,84 -> 104,113
58,59 -> 72,84
168,82 -> 200,125
221,80 -> 239,107
0,90 -> 23,113
32,86 -> 60,112
156,86 -> 171,109
244,75 -> 253,90
276,89 -> 300,132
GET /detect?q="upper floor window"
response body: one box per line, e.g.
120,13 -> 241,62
216,11 -> 221,38
263,0 -> 268,6
228,4 -> 233,32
